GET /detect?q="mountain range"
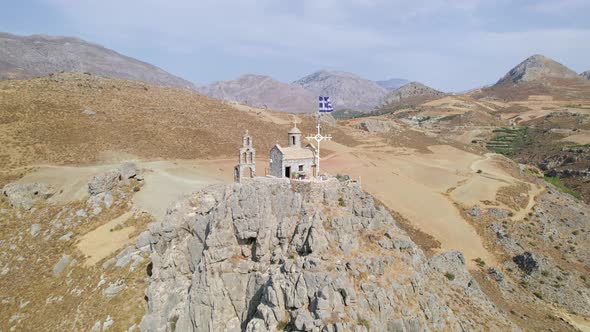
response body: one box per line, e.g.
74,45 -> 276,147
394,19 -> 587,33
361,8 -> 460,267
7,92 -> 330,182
1,32 -> 589,114
195,74 -> 316,113
0,32 -> 194,89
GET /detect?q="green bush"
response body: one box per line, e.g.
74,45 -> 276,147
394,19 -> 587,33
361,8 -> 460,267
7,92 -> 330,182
444,272 -> 455,281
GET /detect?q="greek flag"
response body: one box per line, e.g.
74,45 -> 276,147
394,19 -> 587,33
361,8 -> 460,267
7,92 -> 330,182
319,96 -> 334,113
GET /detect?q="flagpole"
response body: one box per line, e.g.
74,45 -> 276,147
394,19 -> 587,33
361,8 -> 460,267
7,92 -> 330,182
307,96 -> 332,180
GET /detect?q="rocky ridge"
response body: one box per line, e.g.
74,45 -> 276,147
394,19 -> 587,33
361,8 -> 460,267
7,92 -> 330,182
581,70 -> 590,80
496,54 -> 580,85
141,177 -> 517,331
0,32 -> 194,89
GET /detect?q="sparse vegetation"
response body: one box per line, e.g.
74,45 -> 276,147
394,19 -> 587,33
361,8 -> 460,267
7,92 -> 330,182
357,318 -> 370,329
338,197 -> 346,207
444,272 -> 455,281
544,176 -> 581,199
277,320 -> 289,330
474,257 -> 486,267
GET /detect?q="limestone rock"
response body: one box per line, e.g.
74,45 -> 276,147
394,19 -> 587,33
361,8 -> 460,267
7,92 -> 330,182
88,163 -> 139,196
2,182 -> 54,210
53,254 -> 72,277
141,178 -> 517,332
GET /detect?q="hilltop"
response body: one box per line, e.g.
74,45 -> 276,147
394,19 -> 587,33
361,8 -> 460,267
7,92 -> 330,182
495,54 -> 580,86
195,74 -> 315,113
376,78 -> 410,91
380,81 -> 445,107
294,70 -> 389,111
143,177 -> 517,331
0,72 -> 357,183
0,32 -> 193,89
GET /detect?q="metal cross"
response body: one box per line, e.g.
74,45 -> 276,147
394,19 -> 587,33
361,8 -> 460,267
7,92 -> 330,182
306,115 -> 331,179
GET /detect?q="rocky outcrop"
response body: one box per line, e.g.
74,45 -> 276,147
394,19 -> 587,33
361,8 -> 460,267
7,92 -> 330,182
580,71 -> 590,80
496,54 -> 579,85
141,178 -> 517,331
2,182 -> 55,210
353,118 -> 398,133
88,163 -> 139,195
87,163 -> 140,215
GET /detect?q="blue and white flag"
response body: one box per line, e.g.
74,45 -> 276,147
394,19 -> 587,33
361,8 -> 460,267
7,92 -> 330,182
318,96 -> 334,113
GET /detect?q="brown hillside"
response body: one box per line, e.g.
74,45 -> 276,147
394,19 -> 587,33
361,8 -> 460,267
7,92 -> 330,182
472,77 -> 590,102
0,73 -> 356,180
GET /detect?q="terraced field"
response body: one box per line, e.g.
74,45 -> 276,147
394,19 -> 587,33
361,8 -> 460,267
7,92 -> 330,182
486,127 -> 529,156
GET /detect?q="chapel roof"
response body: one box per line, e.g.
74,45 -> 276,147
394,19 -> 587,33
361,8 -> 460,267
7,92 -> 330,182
273,145 -> 315,160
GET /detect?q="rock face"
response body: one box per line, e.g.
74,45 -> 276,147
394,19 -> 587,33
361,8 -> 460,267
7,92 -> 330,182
294,70 -> 388,112
196,74 -> 315,113
2,182 -> 54,210
381,82 -> 444,105
141,178 -> 516,331
0,32 -> 194,89
496,54 -> 579,85
581,70 -> 590,80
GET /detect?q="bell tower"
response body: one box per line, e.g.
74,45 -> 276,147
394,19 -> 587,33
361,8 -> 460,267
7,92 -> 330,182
234,130 -> 256,182
288,122 -> 302,148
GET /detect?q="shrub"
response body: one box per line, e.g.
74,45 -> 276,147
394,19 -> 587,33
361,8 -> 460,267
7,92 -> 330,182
474,257 -> 486,267
444,272 -> 455,281
533,292 -> 544,300
338,197 -> 346,207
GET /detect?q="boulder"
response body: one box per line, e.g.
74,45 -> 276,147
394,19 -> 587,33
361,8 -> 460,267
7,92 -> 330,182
52,254 -> 72,277
88,163 -> 139,196
2,182 -> 54,210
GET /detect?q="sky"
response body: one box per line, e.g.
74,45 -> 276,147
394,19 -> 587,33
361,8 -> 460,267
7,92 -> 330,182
1,0 -> 590,92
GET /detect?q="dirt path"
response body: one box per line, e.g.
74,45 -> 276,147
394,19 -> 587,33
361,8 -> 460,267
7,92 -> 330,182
77,211 -> 135,266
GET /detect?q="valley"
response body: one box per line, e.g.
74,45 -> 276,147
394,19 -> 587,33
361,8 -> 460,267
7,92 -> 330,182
0,34 -> 589,331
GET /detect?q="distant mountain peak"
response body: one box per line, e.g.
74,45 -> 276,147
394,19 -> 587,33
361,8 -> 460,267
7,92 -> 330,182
196,75 -> 315,113
376,78 -> 410,91
496,54 -> 579,85
0,32 -> 194,89
381,81 -> 444,106
294,70 -> 387,111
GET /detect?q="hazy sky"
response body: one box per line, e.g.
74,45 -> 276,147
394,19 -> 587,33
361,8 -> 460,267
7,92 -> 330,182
2,0 -> 589,91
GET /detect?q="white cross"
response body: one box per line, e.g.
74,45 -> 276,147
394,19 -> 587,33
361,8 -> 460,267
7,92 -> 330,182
306,118 -> 331,179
